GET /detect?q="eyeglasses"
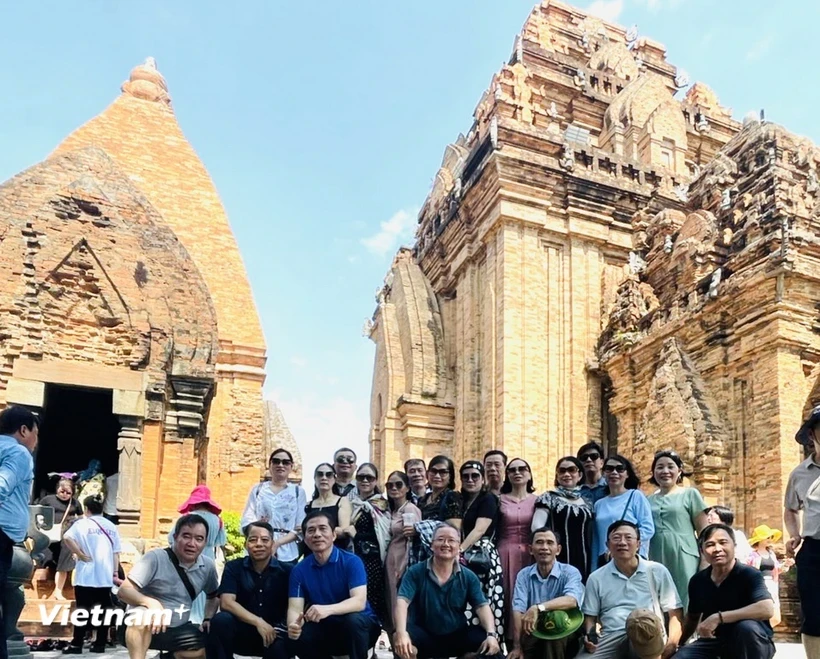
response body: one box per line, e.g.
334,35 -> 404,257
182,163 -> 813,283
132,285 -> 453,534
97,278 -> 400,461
558,466 -> 579,474
604,464 -> 626,473
581,452 -> 601,462
461,472 -> 481,482
335,456 -> 355,465
356,474 -> 375,482
429,467 -> 449,476
507,466 -> 530,474
386,481 -> 405,490
316,470 -> 335,478
270,458 -> 292,466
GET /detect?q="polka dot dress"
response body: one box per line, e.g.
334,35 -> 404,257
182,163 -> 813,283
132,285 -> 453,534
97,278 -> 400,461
464,537 -> 505,638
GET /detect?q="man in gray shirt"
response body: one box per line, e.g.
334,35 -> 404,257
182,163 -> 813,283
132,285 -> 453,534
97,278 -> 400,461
118,514 -> 219,659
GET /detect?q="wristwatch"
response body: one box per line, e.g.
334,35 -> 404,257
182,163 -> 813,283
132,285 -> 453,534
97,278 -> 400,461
537,604 -> 546,613
486,631 -> 498,639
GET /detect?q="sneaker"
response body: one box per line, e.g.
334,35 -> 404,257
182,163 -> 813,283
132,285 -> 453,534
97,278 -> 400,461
62,646 -> 83,655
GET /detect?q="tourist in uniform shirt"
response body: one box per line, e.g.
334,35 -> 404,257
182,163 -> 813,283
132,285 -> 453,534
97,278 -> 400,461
648,450 -> 707,611
333,447 -> 358,497
577,442 -> 608,507
577,521 -> 682,659
393,524 -> 503,659
241,448 -> 306,566
483,450 -> 508,496
207,521 -> 290,659
403,459 -> 430,504
508,528 -> 585,659
787,405 -> 820,658
675,523 -> 775,658
61,496 -> 121,654
0,406 -> 38,659
592,455 -> 654,567
286,510 -> 381,659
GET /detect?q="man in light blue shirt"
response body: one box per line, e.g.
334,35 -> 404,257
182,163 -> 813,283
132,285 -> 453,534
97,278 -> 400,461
509,527 -> 584,659
578,521 -> 682,659
0,405 -> 38,659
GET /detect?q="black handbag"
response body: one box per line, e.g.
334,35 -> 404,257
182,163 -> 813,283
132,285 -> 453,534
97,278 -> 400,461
463,544 -> 492,576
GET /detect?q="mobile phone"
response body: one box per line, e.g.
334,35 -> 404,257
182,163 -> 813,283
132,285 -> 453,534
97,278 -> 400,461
586,630 -> 599,644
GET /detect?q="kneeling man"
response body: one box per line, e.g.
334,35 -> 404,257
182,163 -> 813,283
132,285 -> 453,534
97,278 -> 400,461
508,528 -> 584,659
286,510 -> 381,659
393,524 -> 503,659
207,522 -> 290,659
674,523 -> 775,659
118,514 -> 219,659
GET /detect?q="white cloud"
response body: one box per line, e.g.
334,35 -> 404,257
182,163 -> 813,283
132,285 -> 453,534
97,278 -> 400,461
585,0 -> 623,21
289,355 -> 307,368
360,209 -> 417,257
746,35 -> 773,61
268,391 -> 370,486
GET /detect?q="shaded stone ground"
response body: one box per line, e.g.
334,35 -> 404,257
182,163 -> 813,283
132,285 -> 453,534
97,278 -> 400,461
28,642 -> 809,659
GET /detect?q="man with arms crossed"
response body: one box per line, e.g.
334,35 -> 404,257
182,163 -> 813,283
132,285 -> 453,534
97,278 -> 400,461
286,510 -> 380,659
578,521 -> 682,659
508,528 -> 584,659
393,523 -> 503,659
118,514 -> 219,659
674,523 -> 775,658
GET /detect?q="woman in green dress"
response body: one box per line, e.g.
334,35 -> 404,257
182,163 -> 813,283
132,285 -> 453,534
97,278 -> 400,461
648,450 -> 707,609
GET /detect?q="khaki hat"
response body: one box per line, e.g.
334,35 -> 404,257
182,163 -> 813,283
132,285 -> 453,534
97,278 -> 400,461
626,609 -> 665,659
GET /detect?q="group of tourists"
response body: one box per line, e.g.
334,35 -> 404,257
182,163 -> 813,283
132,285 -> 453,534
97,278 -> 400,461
1,403 -> 820,659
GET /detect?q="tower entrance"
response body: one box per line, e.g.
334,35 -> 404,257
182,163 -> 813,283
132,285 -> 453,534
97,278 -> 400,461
33,384 -> 120,501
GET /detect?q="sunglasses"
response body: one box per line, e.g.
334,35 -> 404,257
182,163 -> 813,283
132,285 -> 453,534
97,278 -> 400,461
604,464 -> 626,473
558,466 -> 579,474
429,467 -> 449,476
270,458 -> 292,466
386,481 -> 405,490
335,456 -> 355,464
316,470 -> 335,478
461,472 -> 482,482
581,452 -> 601,462
507,466 -> 529,474
356,474 -> 376,482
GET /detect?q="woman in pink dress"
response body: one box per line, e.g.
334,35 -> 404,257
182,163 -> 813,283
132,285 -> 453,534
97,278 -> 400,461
497,457 -> 537,643
383,470 -> 421,634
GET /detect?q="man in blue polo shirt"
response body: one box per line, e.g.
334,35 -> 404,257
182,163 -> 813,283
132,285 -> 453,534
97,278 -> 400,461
286,510 -> 380,659
509,528 -> 584,659
393,524 -> 503,659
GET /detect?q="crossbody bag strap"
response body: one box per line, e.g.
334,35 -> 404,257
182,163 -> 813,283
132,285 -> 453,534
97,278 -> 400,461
89,518 -> 114,548
164,547 -> 197,602
644,562 -> 667,640
619,490 -> 636,522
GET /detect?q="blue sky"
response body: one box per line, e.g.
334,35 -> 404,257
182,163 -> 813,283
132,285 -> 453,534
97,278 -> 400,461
1,1 -> 818,485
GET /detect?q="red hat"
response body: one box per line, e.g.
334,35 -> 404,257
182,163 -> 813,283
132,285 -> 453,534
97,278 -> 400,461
178,485 -> 222,515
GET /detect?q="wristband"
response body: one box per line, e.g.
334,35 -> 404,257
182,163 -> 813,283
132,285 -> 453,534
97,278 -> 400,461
717,611 -> 724,625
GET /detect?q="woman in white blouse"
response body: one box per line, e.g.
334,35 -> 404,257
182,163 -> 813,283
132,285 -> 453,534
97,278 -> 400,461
240,448 -> 306,565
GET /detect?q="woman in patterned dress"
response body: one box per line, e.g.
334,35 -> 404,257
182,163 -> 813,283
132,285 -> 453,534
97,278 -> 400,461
345,462 -> 389,625
532,456 -> 594,581
240,448 -> 306,565
648,449 -> 706,610
459,459 -> 505,639
497,458 -> 536,642
383,471 -> 421,634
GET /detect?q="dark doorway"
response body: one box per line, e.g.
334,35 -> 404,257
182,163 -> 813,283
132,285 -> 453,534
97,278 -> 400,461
33,384 -> 121,501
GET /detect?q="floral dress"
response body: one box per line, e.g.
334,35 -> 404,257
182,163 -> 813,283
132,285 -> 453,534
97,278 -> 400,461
241,482 -> 307,563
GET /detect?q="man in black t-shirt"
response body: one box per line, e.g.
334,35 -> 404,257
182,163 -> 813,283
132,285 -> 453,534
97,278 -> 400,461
674,523 -> 775,658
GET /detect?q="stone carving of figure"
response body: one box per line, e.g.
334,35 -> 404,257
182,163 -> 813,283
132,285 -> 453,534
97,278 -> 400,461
628,251 -> 647,274
626,24 -> 639,49
664,235 -> 674,254
708,268 -> 722,299
808,167 -> 819,195
510,62 -> 534,124
490,116 -> 499,149
674,69 -> 690,89
695,115 -> 710,133
547,101 -> 560,119
673,183 -> 689,203
362,318 -> 375,337
574,68 -> 586,88
559,144 -> 575,171
721,188 -> 732,210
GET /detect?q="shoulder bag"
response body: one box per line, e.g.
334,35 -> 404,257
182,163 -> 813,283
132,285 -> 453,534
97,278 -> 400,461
44,501 -> 73,544
597,490 -> 636,568
163,547 -> 197,602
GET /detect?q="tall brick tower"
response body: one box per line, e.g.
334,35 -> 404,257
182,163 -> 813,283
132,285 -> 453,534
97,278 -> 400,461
0,58 -> 269,540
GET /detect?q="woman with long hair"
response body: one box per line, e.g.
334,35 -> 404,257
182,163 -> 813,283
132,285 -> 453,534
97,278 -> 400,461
346,462 -> 389,624
306,462 -> 352,549
38,478 -> 82,600
498,457 -> 536,637
648,449 -> 706,610
240,448 -> 306,565
416,455 -> 462,526
532,456 -> 594,581
591,454 -> 654,566
459,459 -> 505,638
383,471 -> 421,633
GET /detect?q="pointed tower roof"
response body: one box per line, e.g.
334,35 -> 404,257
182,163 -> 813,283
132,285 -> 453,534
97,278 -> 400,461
53,58 -> 265,364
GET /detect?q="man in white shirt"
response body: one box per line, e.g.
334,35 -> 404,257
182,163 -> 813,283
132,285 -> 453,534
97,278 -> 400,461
62,495 -> 122,653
